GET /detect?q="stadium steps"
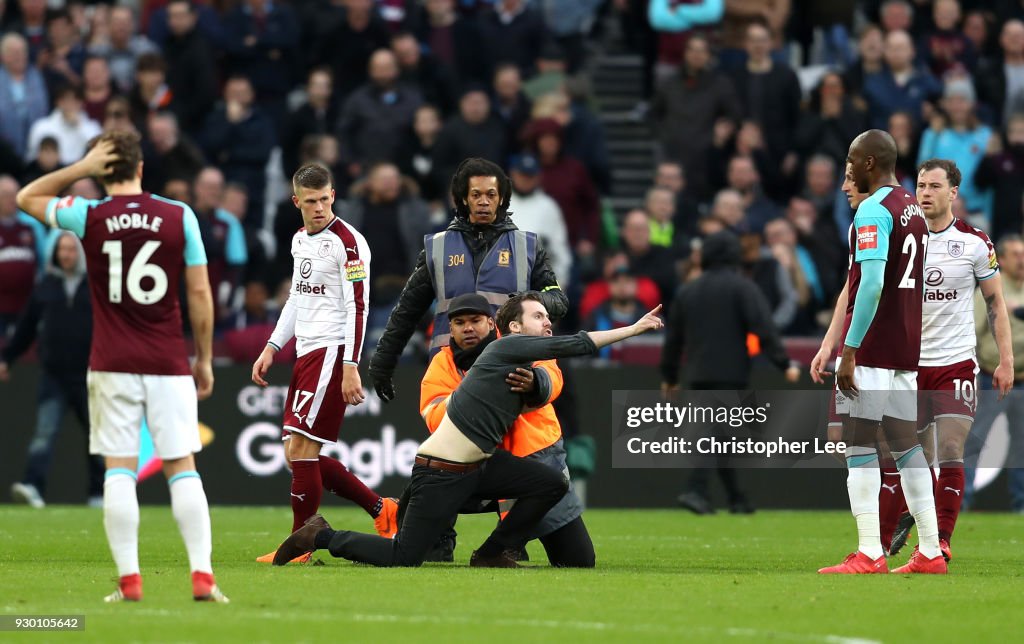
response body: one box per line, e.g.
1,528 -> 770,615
590,53 -> 655,217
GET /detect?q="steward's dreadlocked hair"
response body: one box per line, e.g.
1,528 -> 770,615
449,157 -> 512,221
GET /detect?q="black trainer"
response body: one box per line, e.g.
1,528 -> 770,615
469,549 -> 520,568
677,492 -> 714,515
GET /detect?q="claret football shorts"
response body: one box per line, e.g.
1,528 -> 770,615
281,345 -> 348,445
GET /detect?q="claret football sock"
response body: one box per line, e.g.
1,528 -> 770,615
318,455 -> 381,517
893,445 -> 941,559
103,468 -> 140,578
935,461 -> 965,543
846,447 -> 883,560
168,471 -> 213,574
291,459 -> 323,532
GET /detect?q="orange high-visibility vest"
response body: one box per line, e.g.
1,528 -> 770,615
418,345 -> 564,457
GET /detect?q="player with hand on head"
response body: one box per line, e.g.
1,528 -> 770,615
818,129 -> 943,574
16,131 -> 227,602
251,164 -> 399,564
273,294 -> 662,568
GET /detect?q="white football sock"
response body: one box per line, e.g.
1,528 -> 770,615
103,469 -> 140,577
846,447 -> 883,560
169,472 -> 213,574
893,445 -> 941,558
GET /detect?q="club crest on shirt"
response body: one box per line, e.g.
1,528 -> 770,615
318,240 -> 333,257
948,240 -> 964,258
345,259 -> 367,282
498,249 -> 510,266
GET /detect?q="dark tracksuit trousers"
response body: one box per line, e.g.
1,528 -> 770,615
324,450 -> 568,567
686,381 -> 749,504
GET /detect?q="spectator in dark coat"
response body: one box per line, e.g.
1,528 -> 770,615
396,104 -> 448,205
417,0 -> 488,84
795,71 -> 868,171
339,162 -> 435,310
127,52 -> 175,134
312,0 -> 391,101
654,160 -> 702,239
433,86 -> 507,181
843,24 -> 885,97
917,0 -> 975,77
727,22 -> 802,162
477,0 -> 549,79
620,209 -> 677,303
650,34 -> 741,200
974,19 -> 1024,127
976,114 -> 1024,243
282,67 -> 340,178
336,48 -> 423,170
7,0 -> 48,62
142,111 -> 205,193
222,0 -> 299,128
391,31 -> 458,116
524,117 -> 601,255
144,0 -> 226,48
200,75 -> 276,226
563,76 -> 612,195
87,5 -> 158,94
162,0 -> 218,136
490,63 -> 532,156
80,56 -> 116,125
724,154 -> 781,234
37,8 -> 87,95
862,30 -> 942,129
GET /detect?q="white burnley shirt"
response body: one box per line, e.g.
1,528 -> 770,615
269,216 -> 371,363
920,217 -> 998,367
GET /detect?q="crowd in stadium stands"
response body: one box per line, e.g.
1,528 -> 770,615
2,0 -> 1024,364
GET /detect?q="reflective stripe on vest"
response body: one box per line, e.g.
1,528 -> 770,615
425,229 -> 537,354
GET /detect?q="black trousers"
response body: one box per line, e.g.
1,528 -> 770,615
539,516 -> 595,568
326,450 -> 568,566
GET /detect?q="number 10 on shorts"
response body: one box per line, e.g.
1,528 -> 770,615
953,378 -> 976,413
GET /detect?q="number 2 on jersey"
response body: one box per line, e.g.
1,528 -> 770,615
101,240 -> 168,304
898,235 -> 927,289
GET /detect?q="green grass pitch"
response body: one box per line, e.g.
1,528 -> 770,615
1,506 -> 1022,643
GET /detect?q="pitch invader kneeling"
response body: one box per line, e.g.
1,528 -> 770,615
274,293 -> 663,567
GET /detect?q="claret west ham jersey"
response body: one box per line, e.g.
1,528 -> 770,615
47,193 -> 207,376
842,185 -> 928,371
920,218 -> 998,367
